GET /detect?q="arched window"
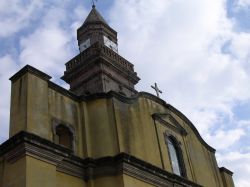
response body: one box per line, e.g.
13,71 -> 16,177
55,125 -> 73,150
167,136 -> 186,177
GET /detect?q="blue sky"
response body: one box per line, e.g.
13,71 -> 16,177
0,0 -> 250,186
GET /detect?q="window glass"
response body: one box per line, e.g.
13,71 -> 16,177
167,138 -> 181,176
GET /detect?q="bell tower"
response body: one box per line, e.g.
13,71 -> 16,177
62,6 -> 140,96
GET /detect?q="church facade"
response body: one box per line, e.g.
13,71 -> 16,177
0,6 -> 234,187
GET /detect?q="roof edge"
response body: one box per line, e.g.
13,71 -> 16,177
219,167 -> 234,176
9,65 -> 52,82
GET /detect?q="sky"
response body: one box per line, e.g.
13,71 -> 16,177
0,0 -> 250,186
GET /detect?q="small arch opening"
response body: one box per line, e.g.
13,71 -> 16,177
55,125 -> 73,150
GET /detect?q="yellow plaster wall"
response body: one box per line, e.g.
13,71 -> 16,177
9,72 -> 85,157
26,156 -> 56,187
88,175 -> 124,187
123,174 -> 155,187
112,97 -> 225,187
182,129 -> 222,186
168,112 -> 224,187
26,74 -> 50,140
2,157 -> 26,187
113,98 -> 163,168
56,172 -> 86,187
0,158 -> 3,186
48,89 -> 83,156
220,171 -> 235,187
85,99 -> 119,158
9,75 -> 28,137
9,73 -> 50,140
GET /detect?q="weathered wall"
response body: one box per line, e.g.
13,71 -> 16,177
0,157 -> 3,187
220,169 -> 235,187
113,97 -> 164,168
26,156 -> 56,187
56,172 -> 86,187
84,99 -> 119,158
48,88 -> 83,156
172,111 -> 224,187
111,97 -> 225,187
2,157 -> 26,187
10,73 -> 50,139
123,174 -> 155,187
10,74 -> 28,137
88,176 -> 124,187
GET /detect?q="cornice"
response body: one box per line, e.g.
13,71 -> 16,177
0,131 -> 202,187
63,43 -> 137,78
48,81 -> 80,102
219,167 -> 234,176
9,65 -> 52,82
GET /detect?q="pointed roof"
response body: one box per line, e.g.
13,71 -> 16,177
83,5 -> 108,25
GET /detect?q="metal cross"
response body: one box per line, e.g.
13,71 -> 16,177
92,0 -> 97,7
151,83 -> 162,98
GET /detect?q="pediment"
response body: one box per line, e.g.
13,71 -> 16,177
152,113 -> 187,136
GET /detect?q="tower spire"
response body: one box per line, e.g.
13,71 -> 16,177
62,4 -> 140,96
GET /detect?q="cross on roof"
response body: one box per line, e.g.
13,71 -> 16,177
151,83 -> 163,98
92,0 -> 97,7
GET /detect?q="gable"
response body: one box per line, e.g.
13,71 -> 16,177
152,113 -> 187,136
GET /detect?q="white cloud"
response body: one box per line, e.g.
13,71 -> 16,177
238,120 -> 250,127
229,32 -> 250,63
19,26 -> 71,77
205,129 -> 245,149
0,55 -> 18,141
217,151 -> 250,187
109,0 -> 250,130
19,5 -> 86,81
0,0 -> 43,37
237,0 -> 250,8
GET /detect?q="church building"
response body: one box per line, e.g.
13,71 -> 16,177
0,5 -> 235,187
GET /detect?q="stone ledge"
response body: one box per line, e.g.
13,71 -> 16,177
9,65 -> 52,82
219,167 -> 234,176
0,131 -> 202,187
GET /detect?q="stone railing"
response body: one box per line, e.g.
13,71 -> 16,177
65,43 -> 99,71
65,43 -> 134,72
100,44 -> 134,72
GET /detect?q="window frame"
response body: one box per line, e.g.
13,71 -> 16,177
165,134 -> 186,178
52,118 -> 76,152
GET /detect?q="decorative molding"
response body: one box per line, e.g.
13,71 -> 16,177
64,43 -> 135,74
152,113 -> 188,136
9,65 -> 51,82
0,131 -> 202,187
0,131 -> 72,160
